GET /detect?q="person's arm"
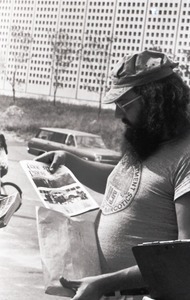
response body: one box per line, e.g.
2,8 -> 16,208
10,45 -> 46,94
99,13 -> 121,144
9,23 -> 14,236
175,191 -> 190,239
60,265 -> 148,300
35,150 -> 114,194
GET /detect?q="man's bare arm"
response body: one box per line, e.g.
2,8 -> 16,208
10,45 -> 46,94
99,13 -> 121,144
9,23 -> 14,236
35,150 -> 114,194
175,191 -> 190,239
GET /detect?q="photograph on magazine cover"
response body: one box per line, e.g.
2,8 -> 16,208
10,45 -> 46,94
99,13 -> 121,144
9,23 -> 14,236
20,160 -> 99,216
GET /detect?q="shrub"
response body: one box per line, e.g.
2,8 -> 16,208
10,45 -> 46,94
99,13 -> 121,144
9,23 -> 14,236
0,96 -> 124,151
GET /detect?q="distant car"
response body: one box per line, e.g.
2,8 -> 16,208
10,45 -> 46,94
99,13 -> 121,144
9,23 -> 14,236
27,127 -> 121,165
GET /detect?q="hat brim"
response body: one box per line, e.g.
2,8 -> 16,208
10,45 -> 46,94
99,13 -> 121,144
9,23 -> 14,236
103,86 -> 133,104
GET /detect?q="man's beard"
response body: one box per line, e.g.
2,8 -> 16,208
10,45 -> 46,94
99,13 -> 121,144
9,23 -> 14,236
121,118 -> 163,161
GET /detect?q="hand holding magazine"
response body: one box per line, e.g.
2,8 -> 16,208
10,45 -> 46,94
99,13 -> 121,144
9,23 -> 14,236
20,160 -> 99,216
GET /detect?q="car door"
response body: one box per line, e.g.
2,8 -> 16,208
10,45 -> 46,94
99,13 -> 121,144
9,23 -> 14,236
29,129 -> 55,154
49,133 -> 81,156
47,132 -> 68,151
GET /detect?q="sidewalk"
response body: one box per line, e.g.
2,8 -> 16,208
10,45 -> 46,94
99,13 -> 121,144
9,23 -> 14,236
0,197 -> 66,300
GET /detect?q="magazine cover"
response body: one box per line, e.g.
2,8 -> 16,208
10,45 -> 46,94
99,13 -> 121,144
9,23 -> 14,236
20,160 -> 99,216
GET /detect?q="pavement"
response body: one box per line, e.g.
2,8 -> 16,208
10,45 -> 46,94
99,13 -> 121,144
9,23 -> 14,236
0,133 -> 103,300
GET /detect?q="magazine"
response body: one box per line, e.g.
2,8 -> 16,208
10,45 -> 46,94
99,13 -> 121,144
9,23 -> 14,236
20,160 -> 99,216
0,192 -> 21,228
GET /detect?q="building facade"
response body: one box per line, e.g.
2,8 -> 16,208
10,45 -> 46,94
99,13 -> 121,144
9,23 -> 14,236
0,0 -> 189,104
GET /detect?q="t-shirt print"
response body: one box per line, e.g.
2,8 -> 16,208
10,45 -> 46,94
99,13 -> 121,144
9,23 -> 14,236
101,153 -> 141,215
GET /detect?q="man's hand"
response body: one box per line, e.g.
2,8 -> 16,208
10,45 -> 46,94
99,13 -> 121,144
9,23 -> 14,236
59,276 -> 104,300
35,150 -> 66,173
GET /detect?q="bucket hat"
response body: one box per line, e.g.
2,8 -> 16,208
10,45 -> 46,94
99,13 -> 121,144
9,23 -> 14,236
103,50 -> 179,104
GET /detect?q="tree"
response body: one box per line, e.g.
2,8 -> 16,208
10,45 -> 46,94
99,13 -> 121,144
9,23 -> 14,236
48,29 -> 83,106
4,26 -> 33,103
81,34 -> 116,118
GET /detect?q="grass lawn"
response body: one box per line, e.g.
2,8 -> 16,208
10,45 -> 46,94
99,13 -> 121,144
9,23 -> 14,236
0,95 -> 124,151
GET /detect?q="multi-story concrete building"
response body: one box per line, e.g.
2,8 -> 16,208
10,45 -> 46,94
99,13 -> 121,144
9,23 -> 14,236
0,0 -> 189,104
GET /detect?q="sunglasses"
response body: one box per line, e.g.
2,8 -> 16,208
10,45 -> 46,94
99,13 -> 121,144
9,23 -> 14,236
116,89 -> 142,111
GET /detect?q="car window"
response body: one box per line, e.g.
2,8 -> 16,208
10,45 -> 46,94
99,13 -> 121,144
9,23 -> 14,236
66,135 -> 75,146
75,136 -> 106,148
37,130 -> 54,140
50,132 -> 67,144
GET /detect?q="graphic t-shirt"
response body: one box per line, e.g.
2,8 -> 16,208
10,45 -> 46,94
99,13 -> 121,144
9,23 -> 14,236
96,133 -> 190,299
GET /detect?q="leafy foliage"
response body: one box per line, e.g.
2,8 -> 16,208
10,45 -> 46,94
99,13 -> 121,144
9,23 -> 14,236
48,29 -> 83,105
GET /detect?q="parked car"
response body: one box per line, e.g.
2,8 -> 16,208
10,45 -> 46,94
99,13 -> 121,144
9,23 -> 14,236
27,127 -> 121,165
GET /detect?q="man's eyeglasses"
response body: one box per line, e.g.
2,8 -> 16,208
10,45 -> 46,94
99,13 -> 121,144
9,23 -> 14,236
116,95 -> 142,111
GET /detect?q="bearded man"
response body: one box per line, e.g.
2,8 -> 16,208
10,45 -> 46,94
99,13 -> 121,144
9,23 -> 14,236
36,50 -> 190,300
